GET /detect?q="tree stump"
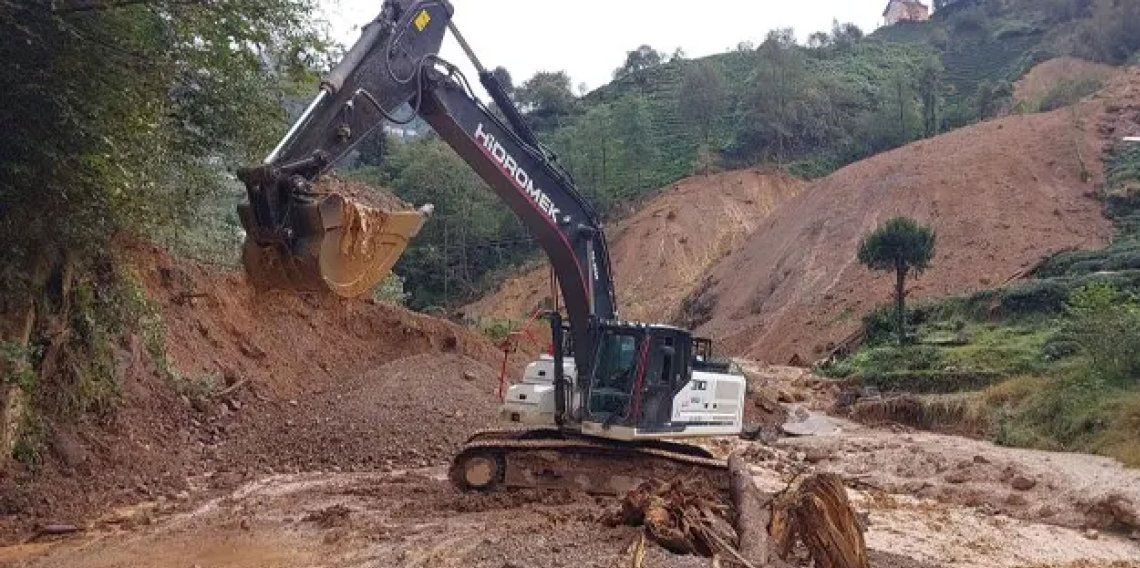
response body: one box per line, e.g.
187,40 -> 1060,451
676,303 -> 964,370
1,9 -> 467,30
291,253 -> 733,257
731,457 -> 869,568
619,456 -> 868,568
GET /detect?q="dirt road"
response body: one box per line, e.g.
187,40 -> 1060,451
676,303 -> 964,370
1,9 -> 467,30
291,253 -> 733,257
4,387 -> 1138,568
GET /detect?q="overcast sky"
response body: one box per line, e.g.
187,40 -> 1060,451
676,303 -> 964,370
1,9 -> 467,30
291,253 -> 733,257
321,0 -> 887,94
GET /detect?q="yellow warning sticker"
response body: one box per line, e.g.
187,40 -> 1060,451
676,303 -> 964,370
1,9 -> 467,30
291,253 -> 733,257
414,10 -> 431,31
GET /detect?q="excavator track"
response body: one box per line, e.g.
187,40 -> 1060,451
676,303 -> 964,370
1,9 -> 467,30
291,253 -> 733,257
449,429 -> 729,496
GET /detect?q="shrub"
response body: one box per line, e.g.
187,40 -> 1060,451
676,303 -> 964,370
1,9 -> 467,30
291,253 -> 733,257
984,375 -> 1046,406
998,279 -> 1069,315
1064,282 -> 1140,382
1038,77 -> 1105,111
373,273 -> 410,306
853,344 -> 945,374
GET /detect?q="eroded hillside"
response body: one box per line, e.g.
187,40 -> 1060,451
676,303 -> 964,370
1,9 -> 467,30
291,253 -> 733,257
463,168 -> 803,324
689,69 -> 1140,363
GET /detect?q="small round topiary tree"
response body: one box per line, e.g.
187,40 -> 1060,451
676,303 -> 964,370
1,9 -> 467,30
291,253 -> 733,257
857,216 -> 936,345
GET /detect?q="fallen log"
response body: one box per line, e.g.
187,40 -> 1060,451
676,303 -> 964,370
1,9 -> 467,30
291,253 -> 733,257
727,454 -> 781,567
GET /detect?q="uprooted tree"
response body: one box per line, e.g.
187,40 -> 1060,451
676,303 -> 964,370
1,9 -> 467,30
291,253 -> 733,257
616,455 -> 869,568
857,216 -> 936,346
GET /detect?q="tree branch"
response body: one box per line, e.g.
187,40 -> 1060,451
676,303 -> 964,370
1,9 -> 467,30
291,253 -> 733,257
51,0 -> 207,15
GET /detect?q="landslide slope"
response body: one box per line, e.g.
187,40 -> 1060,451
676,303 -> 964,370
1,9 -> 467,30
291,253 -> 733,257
0,244 -> 520,542
463,168 -> 804,324
690,71 -> 1140,363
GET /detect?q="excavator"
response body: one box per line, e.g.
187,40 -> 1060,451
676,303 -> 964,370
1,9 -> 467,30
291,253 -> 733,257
238,0 -> 745,495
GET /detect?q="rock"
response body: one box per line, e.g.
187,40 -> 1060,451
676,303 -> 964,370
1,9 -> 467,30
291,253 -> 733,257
1005,493 -> 1028,507
225,398 -> 242,412
1010,475 -> 1037,491
288,399 -> 299,407
973,455 -> 990,464
944,471 -> 969,484
51,430 -> 87,468
463,371 -> 478,382
1084,528 -> 1099,540
804,447 -> 829,464
239,518 -> 251,531
776,389 -> 795,403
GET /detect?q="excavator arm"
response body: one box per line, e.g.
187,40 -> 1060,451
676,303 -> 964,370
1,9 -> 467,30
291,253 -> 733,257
239,0 -> 617,385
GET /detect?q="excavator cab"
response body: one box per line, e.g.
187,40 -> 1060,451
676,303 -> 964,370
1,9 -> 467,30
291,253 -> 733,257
583,324 -> 711,436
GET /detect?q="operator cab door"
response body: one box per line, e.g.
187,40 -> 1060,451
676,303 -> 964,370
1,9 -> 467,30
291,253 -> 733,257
585,326 -> 692,431
638,331 -> 689,429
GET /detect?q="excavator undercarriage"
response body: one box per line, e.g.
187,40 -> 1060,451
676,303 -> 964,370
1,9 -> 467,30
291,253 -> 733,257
450,429 -> 730,496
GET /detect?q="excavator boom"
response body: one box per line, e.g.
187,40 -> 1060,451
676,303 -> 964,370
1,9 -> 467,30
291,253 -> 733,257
241,0 -> 744,494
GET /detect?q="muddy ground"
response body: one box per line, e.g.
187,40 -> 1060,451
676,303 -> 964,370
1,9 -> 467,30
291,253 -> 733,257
3,366 -> 1138,568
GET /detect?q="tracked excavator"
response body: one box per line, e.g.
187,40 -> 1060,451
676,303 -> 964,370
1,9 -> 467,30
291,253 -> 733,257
239,0 -> 746,495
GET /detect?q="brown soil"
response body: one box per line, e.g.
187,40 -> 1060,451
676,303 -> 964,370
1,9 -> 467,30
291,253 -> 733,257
692,70 -> 1140,363
314,175 -> 412,212
0,243 -> 526,543
1014,57 -> 1119,105
463,168 -> 804,325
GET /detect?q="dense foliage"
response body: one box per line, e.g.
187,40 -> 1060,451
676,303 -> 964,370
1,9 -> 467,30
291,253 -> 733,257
0,0 -> 326,435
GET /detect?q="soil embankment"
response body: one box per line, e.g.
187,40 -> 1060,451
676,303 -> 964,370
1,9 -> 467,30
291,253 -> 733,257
464,168 -> 804,324
0,244 -> 524,543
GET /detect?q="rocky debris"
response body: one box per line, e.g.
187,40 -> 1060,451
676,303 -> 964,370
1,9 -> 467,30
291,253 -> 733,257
1011,475 -> 1037,491
302,504 -> 353,529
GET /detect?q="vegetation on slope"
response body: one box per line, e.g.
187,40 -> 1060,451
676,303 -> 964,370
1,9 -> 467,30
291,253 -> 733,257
0,0 -> 327,465
826,143 -> 1140,466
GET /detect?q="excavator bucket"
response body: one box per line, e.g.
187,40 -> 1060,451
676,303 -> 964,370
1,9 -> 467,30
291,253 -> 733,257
238,179 -> 431,298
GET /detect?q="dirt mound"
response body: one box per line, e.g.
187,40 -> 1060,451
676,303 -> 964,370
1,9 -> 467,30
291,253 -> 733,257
0,243 -> 523,542
463,168 -> 804,324
314,175 -> 411,212
1014,57 -> 1118,105
690,71 -> 1140,363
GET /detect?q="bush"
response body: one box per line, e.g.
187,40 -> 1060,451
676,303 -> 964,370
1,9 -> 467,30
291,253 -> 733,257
1064,282 -> 1140,382
372,274 -> 410,306
852,344 -> 945,374
860,370 -> 1005,394
998,279 -> 1069,315
1037,77 -> 1105,112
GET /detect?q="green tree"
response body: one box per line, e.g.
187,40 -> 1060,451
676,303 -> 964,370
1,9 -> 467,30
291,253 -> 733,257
491,65 -> 515,95
0,0 -> 324,408
918,57 -> 944,137
611,95 -> 657,193
515,71 -> 577,130
613,45 -> 665,80
679,61 -> 729,146
830,21 -> 864,49
857,217 -> 937,345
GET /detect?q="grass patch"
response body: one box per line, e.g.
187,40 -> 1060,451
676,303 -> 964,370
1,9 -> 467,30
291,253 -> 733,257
940,325 -> 1053,375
